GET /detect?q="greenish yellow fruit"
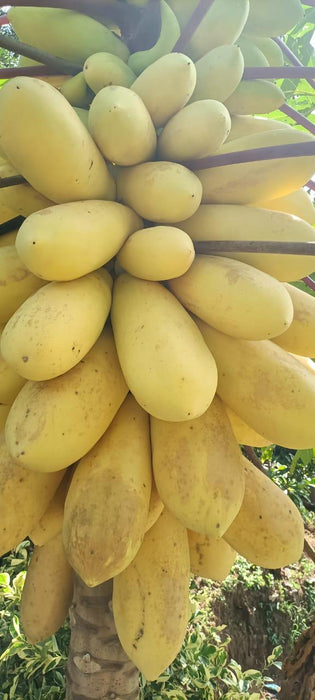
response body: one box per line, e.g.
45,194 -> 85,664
226,115 -> 291,142
224,404 -> 272,447
29,468 -> 73,546
20,532 -> 73,643
73,107 -> 89,128
8,6 -> 129,63
197,320 -> 315,449
16,200 -> 142,281
224,80 -> 285,115
60,72 -> 91,108
111,274 -> 218,422
0,405 -> 10,432
238,37 -> 269,67
0,77 -> 115,204
0,326 -> 25,403
0,245 -> 45,324
224,457 -> 304,568
113,508 -> 190,681
273,284 -> 315,357
132,52 -> 196,128
253,189 -> 315,226
0,182 -> 53,218
0,433 -> 65,556
169,255 -> 293,340
244,0 -> 304,37
63,394 -> 152,586
83,52 -> 136,93
88,86 -> 157,166
145,479 -> 164,533
195,129 -> 315,204
190,45 -> 244,104
5,327 -> 128,472
188,531 -> 237,580
117,161 -> 202,223
128,1 -> 180,75
1,270 -> 112,381
248,36 -> 284,66
0,230 -> 17,247
178,204 -> 315,282
151,395 -> 244,537
157,100 -> 231,161
117,226 -> 195,281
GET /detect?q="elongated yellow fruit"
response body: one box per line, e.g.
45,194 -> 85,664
273,284 -> 315,357
157,100 -> 231,161
190,45 -> 244,104
20,532 -> 73,643
60,72 -> 91,109
8,6 -> 129,63
195,129 -> 315,204
83,52 -> 136,93
63,394 -> 151,587
169,255 -> 293,340
5,327 -> 128,472
238,37 -> 269,67
29,468 -> 73,547
243,0 -> 303,37
178,204 -> 315,282
226,115 -> 291,142
88,86 -> 156,166
0,245 -> 45,324
188,531 -> 236,581
0,405 -> 10,432
16,201 -> 142,281
113,508 -> 190,681
0,182 -> 53,218
224,404 -> 272,447
224,80 -> 285,115
250,37 -> 284,67
253,189 -> 315,226
1,270 -> 112,381
0,77 -> 115,203
145,478 -> 164,533
151,396 -> 244,537
131,53 -> 196,128
0,325 -> 25,403
224,457 -> 304,568
117,226 -> 195,280
128,1 -> 180,75
197,320 -> 315,449
0,433 -> 65,556
0,230 -> 17,247
111,274 -> 217,421
117,161 -> 202,223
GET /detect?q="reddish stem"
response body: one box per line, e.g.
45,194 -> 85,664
172,0 -> 215,52
274,37 -> 315,91
306,180 -> 315,192
0,15 -> 9,25
243,66 -> 315,80
194,241 -> 315,255
186,141 -> 315,170
302,276 -> 315,292
0,66 -> 65,78
280,104 -> 315,136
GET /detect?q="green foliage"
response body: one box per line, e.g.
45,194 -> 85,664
257,445 -> 315,522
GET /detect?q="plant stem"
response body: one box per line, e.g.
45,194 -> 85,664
0,215 -> 24,234
0,175 -> 26,188
302,276 -> 315,291
280,104 -> 315,135
186,141 -> 315,170
172,0 -> 215,52
274,37 -> 315,91
0,15 -> 8,25
243,66 -> 315,79
0,34 -> 81,73
0,66 -> 66,78
194,241 -> 315,255
306,179 -> 315,191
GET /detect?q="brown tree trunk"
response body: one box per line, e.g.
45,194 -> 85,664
279,618 -> 315,700
66,575 -> 140,700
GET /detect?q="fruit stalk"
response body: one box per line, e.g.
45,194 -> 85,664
172,0 -> 215,52
0,33 -> 82,73
0,175 -> 26,188
280,103 -> 315,135
185,141 -> 315,169
243,66 -> 315,80
274,37 -> 315,91
194,241 -> 315,255
302,276 -> 315,292
0,66 -> 65,78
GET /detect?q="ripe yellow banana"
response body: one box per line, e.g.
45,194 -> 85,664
226,115 -> 291,142
190,45 -> 244,104
238,37 -> 269,67
243,0 -> 304,37
117,225 -> 195,280
253,189 -> 315,226
247,36 -> 284,67
224,404 -> 272,447
224,80 -> 285,115
83,52 -> 136,94
188,530 -> 237,581
273,284 -> 315,357
29,468 -> 73,547
128,1 -> 180,75
0,245 -> 45,324
59,72 -> 91,109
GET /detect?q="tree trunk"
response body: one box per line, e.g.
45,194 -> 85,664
66,574 -> 140,700
279,618 -> 315,700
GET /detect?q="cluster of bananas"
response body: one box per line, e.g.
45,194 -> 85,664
0,0 -> 314,682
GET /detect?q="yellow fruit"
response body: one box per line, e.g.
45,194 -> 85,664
111,274 -> 217,421
224,457 -> 304,568
244,0 -> 304,36
178,204 -> 315,282
238,37 -> 269,67
8,6 -> 129,63
151,396 -> 244,537
117,161 -> 202,223
0,433 -> 65,556
0,326 -> 25,403
20,532 -> 73,643
128,1 -> 180,75
73,107 -> 89,128
0,230 -> 18,247
0,245 -> 45,324
63,394 -> 152,586
145,478 -> 164,533
157,100 -> 231,161
0,182 -> 53,218
88,86 -> 157,166
5,327 -> 128,472
60,72 -> 91,109
113,508 -> 190,681
29,468 -> 73,546
169,255 -> 293,340
0,405 -> 10,432
117,226 -> 195,280
188,531 -> 237,580
0,77 -> 115,204
224,80 -> 285,115
249,36 -> 284,66
226,115 -> 291,142
190,45 -> 244,104
253,189 -> 315,226
197,320 -> 315,449
83,52 -> 136,93
195,129 -> 315,204
273,284 -> 315,357
16,200 -> 142,281
224,404 -> 272,447
131,52 -> 196,128
1,270 -> 112,381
